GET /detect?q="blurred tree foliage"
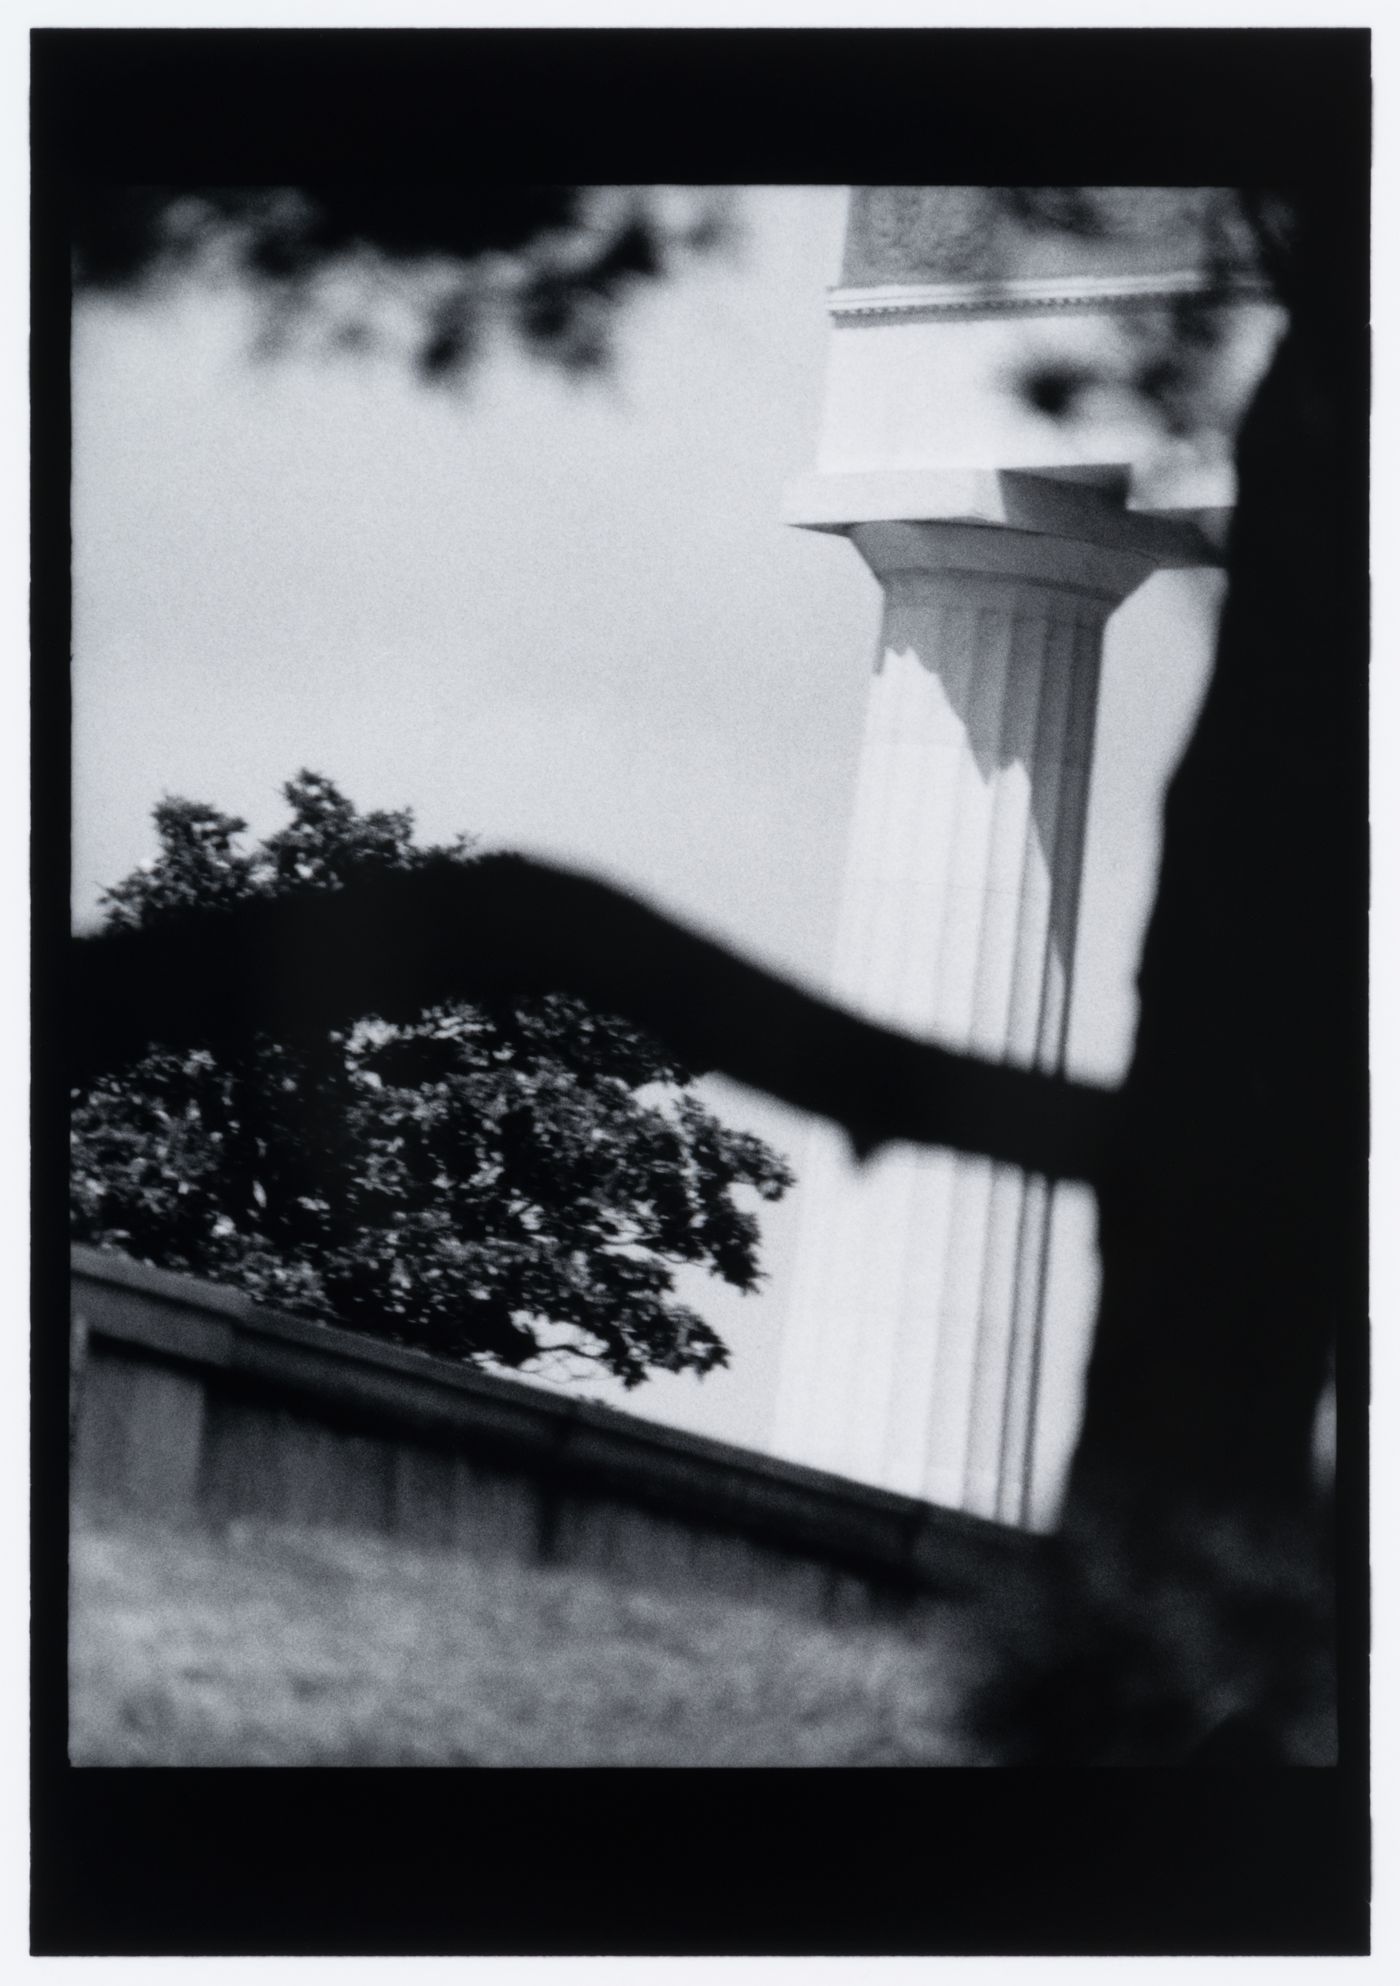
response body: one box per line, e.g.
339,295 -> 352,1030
70,184 -> 736,379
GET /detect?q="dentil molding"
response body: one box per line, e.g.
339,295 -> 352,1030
828,269 -> 1273,325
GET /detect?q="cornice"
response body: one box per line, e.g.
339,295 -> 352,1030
828,269 -> 1273,325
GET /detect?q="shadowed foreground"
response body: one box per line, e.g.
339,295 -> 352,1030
69,1521 -> 981,1767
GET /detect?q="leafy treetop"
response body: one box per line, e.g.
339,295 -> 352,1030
72,772 -> 791,1388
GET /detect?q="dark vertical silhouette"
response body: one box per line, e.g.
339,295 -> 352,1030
1069,187 -> 1363,1549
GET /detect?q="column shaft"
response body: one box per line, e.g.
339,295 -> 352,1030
774,537 -> 1131,1521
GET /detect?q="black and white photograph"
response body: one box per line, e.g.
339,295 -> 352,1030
32,20 -> 1371,1961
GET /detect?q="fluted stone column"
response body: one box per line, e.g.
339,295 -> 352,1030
770,188 -> 1264,1525
773,505 -> 1159,1521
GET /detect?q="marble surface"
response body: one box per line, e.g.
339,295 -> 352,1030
840,187 -> 1259,289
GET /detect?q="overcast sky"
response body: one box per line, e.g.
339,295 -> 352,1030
71,185 -> 1220,1452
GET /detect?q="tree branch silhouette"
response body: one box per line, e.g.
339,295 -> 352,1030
71,853 -> 1118,1186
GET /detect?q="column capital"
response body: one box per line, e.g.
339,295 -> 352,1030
850,519 -> 1154,614
785,465 -> 1226,577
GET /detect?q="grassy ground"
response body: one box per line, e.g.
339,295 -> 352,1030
69,1521 -> 983,1766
